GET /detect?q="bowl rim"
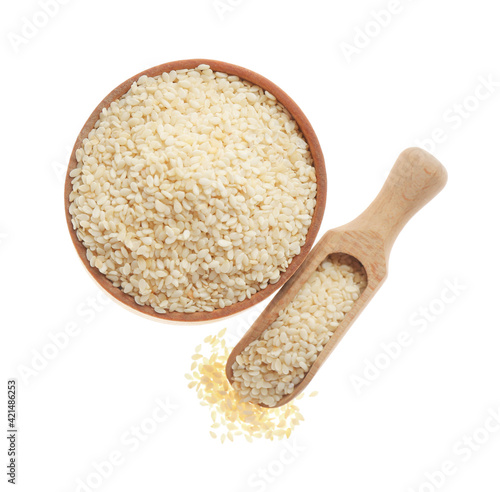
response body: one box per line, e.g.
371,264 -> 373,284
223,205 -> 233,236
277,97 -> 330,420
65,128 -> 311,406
64,58 -> 327,323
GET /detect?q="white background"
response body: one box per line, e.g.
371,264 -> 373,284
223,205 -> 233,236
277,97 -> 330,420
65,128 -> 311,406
2,1 -> 500,491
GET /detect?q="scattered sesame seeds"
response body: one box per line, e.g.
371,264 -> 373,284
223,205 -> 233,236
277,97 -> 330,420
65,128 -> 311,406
186,329 -> 314,442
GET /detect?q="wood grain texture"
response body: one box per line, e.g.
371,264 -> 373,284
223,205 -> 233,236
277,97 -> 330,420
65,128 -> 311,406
64,59 -> 327,323
226,147 -> 447,406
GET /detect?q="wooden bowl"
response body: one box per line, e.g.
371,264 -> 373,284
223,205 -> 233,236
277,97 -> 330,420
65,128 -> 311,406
64,59 -> 327,323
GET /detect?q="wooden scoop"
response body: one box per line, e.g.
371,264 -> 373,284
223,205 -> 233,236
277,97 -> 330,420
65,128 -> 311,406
225,147 -> 447,407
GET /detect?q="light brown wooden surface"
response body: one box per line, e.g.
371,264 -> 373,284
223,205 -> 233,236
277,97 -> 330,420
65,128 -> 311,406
226,147 -> 447,406
64,59 -> 327,323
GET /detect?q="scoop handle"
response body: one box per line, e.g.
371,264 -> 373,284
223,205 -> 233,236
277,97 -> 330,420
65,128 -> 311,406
346,147 -> 447,253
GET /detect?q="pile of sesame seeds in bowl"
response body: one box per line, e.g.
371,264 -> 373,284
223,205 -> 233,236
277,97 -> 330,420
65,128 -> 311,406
67,63 -> 321,316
